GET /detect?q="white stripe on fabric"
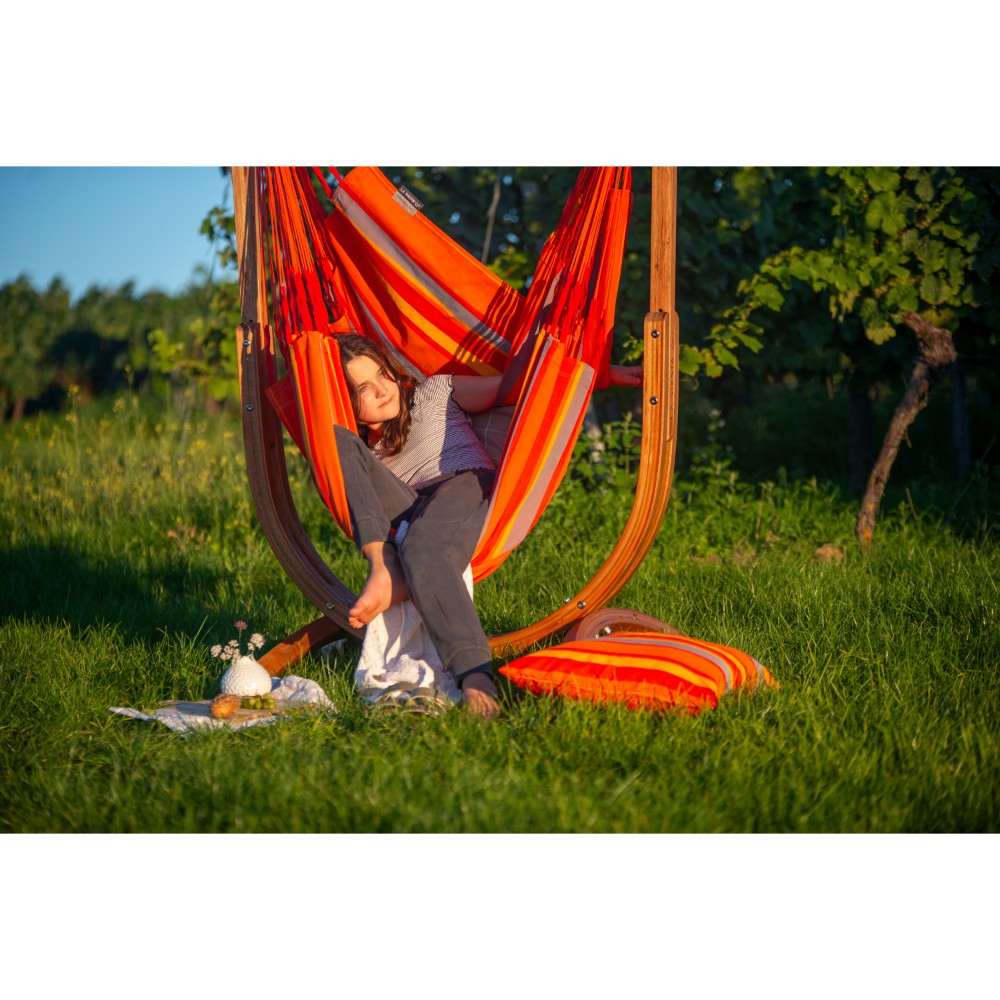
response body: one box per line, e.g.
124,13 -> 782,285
353,299 -> 425,381
333,186 -> 513,356
482,342 -> 593,554
603,635 -> 736,691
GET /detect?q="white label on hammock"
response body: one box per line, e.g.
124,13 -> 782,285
392,186 -> 424,216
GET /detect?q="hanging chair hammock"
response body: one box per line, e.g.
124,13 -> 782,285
232,166 -> 680,674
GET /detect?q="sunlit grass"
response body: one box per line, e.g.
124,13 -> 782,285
1,392 -> 998,832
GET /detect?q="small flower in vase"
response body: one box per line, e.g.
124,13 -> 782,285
212,620 -> 271,697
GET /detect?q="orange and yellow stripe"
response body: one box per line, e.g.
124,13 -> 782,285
500,632 -> 778,713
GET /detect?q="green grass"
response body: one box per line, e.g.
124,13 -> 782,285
2,391 -> 998,833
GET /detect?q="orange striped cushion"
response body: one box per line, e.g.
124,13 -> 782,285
500,632 -> 777,714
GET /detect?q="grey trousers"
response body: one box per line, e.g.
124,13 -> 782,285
334,426 -> 494,682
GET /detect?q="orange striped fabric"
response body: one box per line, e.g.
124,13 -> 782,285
252,166 -> 632,579
325,168 -> 521,378
499,169 -> 630,399
472,337 -> 593,579
500,632 -> 778,713
287,331 -> 357,539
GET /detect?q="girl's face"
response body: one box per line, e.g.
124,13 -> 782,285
345,355 -> 402,433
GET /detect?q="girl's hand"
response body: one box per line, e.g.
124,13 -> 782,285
455,365 -> 642,412
609,364 -> 643,387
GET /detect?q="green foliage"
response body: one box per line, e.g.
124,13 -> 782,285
147,270 -> 241,408
59,280 -> 166,396
199,203 -> 238,271
0,271 -> 242,419
705,167 -> 989,380
674,167 -> 832,377
199,165 -> 996,389
0,276 -> 68,416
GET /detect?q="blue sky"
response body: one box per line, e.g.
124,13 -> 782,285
0,167 -> 236,301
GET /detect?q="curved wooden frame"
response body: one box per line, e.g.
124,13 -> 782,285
232,167 -> 679,674
562,606 -> 685,643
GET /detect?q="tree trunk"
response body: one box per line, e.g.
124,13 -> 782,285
855,312 -> 957,545
11,395 -> 27,422
481,169 -> 502,265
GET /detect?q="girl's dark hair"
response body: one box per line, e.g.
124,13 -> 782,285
336,334 -> 415,456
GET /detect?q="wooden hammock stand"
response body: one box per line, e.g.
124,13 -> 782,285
231,167 -> 680,676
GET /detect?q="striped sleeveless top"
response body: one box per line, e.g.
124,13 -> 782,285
371,375 -> 495,488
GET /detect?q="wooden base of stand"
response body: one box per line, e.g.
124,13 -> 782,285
259,604 -> 683,678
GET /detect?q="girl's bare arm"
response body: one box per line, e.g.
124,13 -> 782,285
452,364 -> 643,414
451,374 -> 503,413
608,364 -> 643,387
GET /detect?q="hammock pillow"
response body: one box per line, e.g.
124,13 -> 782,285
499,631 -> 777,714
470,405 -> 515,465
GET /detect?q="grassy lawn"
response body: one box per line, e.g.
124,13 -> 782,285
2,391 -> 997,836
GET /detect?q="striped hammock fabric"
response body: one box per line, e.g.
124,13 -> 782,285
254,166 -> 632,581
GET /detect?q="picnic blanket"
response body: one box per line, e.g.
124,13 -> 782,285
353,553 -> 469,711
109,675 -> 335,734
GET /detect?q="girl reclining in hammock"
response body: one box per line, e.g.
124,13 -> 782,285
334,334 -> 642,718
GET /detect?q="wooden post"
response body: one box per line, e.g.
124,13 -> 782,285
649,167 -> 677,314
231,168 -> 267,331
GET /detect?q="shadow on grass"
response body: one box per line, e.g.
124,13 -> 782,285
0,539 -> 226,648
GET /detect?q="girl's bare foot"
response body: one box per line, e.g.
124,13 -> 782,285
460,672 -> 501,719
349,542 -> 409,628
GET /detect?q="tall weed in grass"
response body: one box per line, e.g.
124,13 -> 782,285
1,393 -> 998,833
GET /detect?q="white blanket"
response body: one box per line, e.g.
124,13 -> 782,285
353,554 -> 470,711
109,675 -> 335,734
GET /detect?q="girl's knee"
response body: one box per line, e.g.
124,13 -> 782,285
396,528 -> 432,573
335,424 -> 364,452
